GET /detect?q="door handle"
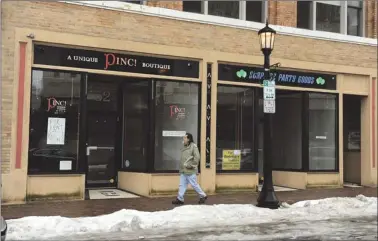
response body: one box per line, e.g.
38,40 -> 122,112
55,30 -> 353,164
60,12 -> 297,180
86,146 -> 98,156
86,146 -> 114,156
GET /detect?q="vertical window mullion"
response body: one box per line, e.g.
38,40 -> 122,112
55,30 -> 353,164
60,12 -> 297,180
203,1 -> 208,15
240,0 -> 246,20
340,1 -> 348,34
310,1 -> 317,30
262,1 -> 268,23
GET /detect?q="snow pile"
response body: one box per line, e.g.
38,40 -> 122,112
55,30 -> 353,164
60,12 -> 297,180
6,195 -> 377,240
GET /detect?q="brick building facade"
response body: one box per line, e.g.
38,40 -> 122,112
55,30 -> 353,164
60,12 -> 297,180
1,1 -> 377,203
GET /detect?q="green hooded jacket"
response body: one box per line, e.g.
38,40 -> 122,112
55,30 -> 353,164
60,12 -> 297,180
179,142 -> 200,175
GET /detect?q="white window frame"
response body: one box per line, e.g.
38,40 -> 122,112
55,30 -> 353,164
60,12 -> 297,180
309,1 -> 364,37
346,1 -> 365,37
184,1 -> 267,23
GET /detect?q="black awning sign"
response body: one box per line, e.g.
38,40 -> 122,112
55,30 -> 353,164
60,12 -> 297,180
34,44 -> 200,78
219,64 -> 337,90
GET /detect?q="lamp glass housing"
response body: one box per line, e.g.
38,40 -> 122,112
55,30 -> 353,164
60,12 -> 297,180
258,24 -> 276,51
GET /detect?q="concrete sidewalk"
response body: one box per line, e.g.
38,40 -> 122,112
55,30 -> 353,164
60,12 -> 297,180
1,187 -> 377,219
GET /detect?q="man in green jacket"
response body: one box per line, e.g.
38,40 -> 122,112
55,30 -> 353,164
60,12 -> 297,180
172,133 -> 207,205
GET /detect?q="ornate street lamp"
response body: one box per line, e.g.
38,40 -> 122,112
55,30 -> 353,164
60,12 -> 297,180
256,21 -> 280,209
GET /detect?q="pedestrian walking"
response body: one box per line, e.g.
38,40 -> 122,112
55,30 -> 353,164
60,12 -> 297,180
172,133 -> 207,205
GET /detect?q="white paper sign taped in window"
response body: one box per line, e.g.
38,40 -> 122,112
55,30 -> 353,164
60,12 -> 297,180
47,117 -> 66,145
59,160 -> 72,170
162,130 -> 186,137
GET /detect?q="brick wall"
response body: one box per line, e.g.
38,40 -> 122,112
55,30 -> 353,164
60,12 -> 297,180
1,1 -> 377,173
146,1 -> 182,11
269,1 -> 297,27
365,0 -> 377,38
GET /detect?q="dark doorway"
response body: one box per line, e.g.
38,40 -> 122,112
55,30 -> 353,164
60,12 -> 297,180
343,95 -> 362,185
85,74 -> 121,187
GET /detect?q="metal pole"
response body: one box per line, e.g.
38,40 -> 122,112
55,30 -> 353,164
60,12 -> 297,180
257,49 -> 280,209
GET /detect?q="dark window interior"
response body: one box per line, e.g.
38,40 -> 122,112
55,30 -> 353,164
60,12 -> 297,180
216,85 -> 255,172
297,1 -> 311,29
316,3 -> 341,33
208,1 -> 240,19
347,6 -> 361,36
28,69 -> 81,173
271,91 -> 303,170
246,1 -> 262,23
183,1 -> 202,13
122,80 -> 150,171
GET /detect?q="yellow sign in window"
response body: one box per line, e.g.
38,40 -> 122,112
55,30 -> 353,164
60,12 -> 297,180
222,150 -> 241,170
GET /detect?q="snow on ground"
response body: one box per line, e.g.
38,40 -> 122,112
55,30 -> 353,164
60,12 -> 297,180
6,195 -> 377,240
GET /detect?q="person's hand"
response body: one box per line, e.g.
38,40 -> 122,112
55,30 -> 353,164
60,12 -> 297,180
185,163 -> 193,169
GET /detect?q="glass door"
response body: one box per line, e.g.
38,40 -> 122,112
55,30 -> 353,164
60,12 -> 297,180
86,74 -> 121,187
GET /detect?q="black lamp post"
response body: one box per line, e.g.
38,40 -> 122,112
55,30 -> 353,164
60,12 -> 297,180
256,21 -> 280,209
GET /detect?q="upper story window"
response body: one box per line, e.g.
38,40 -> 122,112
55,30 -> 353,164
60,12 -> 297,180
297,1 -> 311,30
246,1 -> 263,22
347,1 -> 363,36
183,0 -> 265,23
296,1 -> 364,37
316,1 -> 341,33
183,1 -> 202,14
208,1 -> 239,19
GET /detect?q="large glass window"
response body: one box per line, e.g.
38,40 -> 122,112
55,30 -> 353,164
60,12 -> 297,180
297,1 -> 311,29
28,70 -> 81,173
271,92 -> 303,170
309,93 -> 337,170
216,86 -> 255,172
208,1 -> 239,19
316,2 -> 341,33
347,1 -> 362,36
246,1 -> 262,23
122,81 -> 150,172
154,81 -> 200,171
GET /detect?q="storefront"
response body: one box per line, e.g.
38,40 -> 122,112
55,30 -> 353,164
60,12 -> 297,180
28,44 -> 202,190
22,42 -> 369,200
1,1 -> 377,203
216,64 -> 339,189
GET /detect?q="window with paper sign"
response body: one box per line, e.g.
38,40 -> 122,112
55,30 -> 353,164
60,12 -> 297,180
28,69 -> 81,173
308,93 -> 337,170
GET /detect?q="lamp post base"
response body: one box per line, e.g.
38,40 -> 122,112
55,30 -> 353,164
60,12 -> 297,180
257,187 -> 280,209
